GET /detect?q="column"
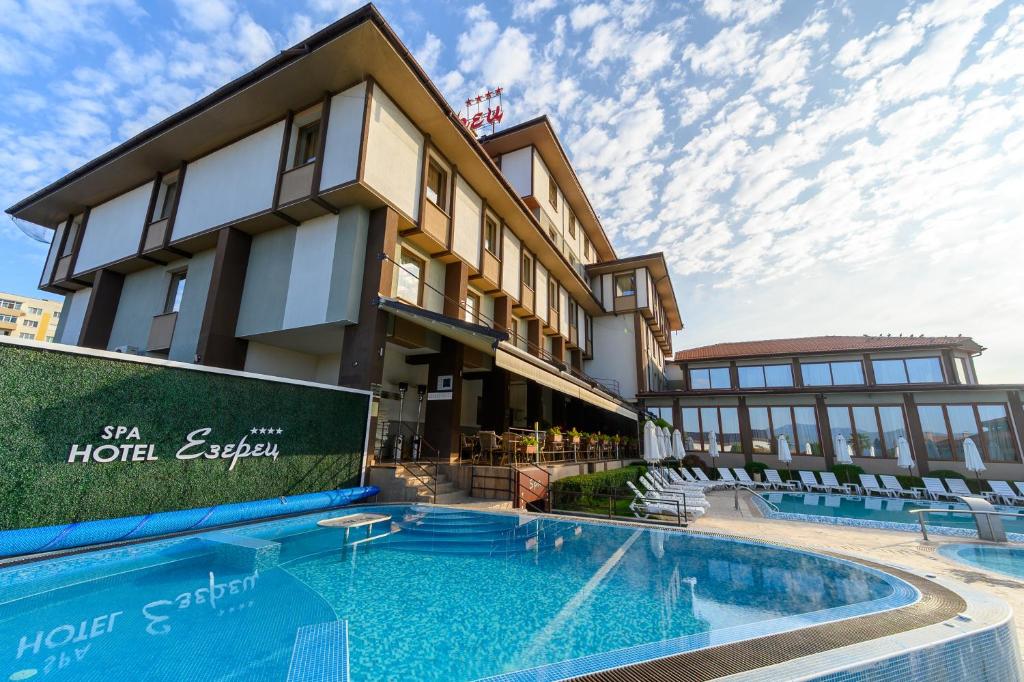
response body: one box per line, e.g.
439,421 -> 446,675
492,295 -> 511,333
527,320 -> 542,358
862,354 -> 876,386
550,336 -> 565,363
738,396 -> 754,465
338,206 -> 398,390
196,227 -> 251,369
792,358 -> 803,387
78,269 -> 124,349
443,261 -> 468,320
1007,391 -> 1024,459
526,380 -> 543,426
815,394 -> 835,468
671,398 -> 682,431
480,367 -> 510,432
941,350 -> 960,384
903,393 -> 931,475
424,337 -> 464,462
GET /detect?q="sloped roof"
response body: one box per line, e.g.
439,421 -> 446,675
674,335 -> 984,362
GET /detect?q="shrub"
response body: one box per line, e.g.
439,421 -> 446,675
929,469 -> 980,493
831,464 -> 864,483
745,461 -> 768,477
552,465 -> 648,500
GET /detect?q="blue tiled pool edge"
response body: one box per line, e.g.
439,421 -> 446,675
749,495 -> 1024,541
937,543 -> 1024,580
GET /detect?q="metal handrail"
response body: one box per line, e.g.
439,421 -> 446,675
906,508 -> 1021,542
551,487 -> 688,527
746,489 -> 781,513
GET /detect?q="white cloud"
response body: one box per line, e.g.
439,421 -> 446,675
683,23 -> 760,76
415,32 -> 443,72
232,14 -> 277,68
457,6 -> 534,87
173,0 -> 235,33
512,0 -> 556,21
570,4 -> 610,31
702,0 -> 782,25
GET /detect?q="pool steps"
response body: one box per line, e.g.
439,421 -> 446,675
374,508 -> 574,556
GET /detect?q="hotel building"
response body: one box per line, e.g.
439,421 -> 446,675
640,336 -> 1024,480
0,292 -> 61,342
5,5 -> 680,464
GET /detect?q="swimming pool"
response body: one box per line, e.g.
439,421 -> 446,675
753,492 -> 1024,539
938,544 -> 1024,580
0,504 -> 917,681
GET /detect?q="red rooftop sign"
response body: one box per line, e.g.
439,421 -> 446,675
459,87 -> 504,134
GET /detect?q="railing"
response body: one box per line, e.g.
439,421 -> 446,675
551,488 -> 688,527
906,507 -> 1018,542
588,377 -> 621,395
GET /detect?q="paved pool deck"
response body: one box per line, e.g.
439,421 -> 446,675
687,489 -> 1024,654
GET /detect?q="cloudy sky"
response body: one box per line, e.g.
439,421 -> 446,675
1,0 -> 1022,379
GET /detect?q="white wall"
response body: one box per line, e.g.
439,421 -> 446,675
636,268 -> 649,309
536,262 -> 548,312
320,81 -> 366,190
587,314 -> 639,400
452,176 -> 481,267
75,182 -> 152,274
173,120 -> 284,241
501,228 -> 521,297
57,288 -> 91,344
500,146 -> 532,197
168,251 -> 214,363
282,214 -> 338,329
363,87 -> 423,220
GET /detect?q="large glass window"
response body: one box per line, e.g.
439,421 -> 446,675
872,359 -> 907,384
748,407 -> 772,453
770,407 -> 794,449
484,217 -> 499,255
720,408 -> 741,453
946,405 -> 980,460
802,361 -> 864,386
425,160 -> 448,208
293,120 -> 321,166
979,405 -> 1016,462
851,406 -> 881,457
397,249 -> 424,305
918,405 -> 952,461
681,407 -> 700,450
700,407 -> 720,451
793,407 -> 821,456
164,270 -> 187,314
906,357 -> 943,383
614,273 -> 636,297
801,363 -> 832,386
878,406 -> 908,455
738,364 -> 793,388
690,367 -> 731,390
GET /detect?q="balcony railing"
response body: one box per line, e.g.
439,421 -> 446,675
147,312 -> 177,353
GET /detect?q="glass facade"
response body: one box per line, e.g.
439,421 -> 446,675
749,407 -> 771,453
873,357 -> 944,384
946,405 -> 980,459
744,405 -> 820,455
916,403 -> 1019,462
979,405 -> 1016,462
802,361 -> 864,386
793,406 -> 822,455
852,406 -> 881,457
689,367 -> 731,390
826,405 -> 909,459
738,364 -> 793,388
878,406 -> 909,455
680,406 -> 740,452
918,405 -> 953,461
720,408 -> 741,453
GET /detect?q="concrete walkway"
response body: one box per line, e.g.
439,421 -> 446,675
691,489 -> 1024,651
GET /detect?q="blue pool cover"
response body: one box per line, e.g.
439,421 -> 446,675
0,486 -> 378,558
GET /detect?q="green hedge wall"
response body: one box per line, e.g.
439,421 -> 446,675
0,344 -> 370,529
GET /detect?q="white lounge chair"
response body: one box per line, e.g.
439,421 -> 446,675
1014,482 -> 1024,498
627,481 -> 705,519
818,472 -> 850,495
642,473 -> 710,505
921,477 -> 960,501
858,474 -> 895,497
798,470 -> 830,493
667,468 -> 717,490
879,475 -> 921,499
690,467 -> 729,490
733,468 -> 770,489
716,468 -> 740,486
987,481 -> 1024,505
944,478 -> 973,497
764,469 -> 799,490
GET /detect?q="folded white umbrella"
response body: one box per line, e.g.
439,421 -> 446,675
896,436 -> 914,473
708,431 -> 720,460
777,436 -> 792,472
673,429 -> 685,459
834,435 -> 852,465
660,426 -> 672,459
643,420 -> 661,464
963,437 -> 986,486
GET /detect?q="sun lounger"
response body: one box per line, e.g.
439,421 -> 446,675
627,481 -> 705,519
716,468 -> 740,485
987,481 -> 1024,505
732,468 -> 770,489
858,474 -> 895,497
818,471 -> 851,495
643,473 -> 710,504
690,467 -> 730,490
798,470 -> 831,493
944,478 -> 973,497
921,477 -> 960,501
764,469 -> 799,490
1014,482 -> 1024,498
879,475 -> 921,499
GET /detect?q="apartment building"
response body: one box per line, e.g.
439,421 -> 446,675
639,335 -> 1024,480
0,292 -> 61,342
6,5 -> 681,463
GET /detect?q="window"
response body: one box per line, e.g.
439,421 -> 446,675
0,330 -> 8,336
484,217 -> 499,255
747,405 -> 823,455
738,364 -> 793,388
872,357 -> 943,384
52,311 -> 60,319
548,280 -> 558,309
689,367 -> 731,390
19,332 -> 34,339
157,181 -> 178,221
293,120 -> 320,166
396,249 -> 424,305
548,176 -> 558,210
22,320 -> 38,328
614,273 -> 636,297
680,406 -> 741,453
522,252 -> 534,289
827,405 -> 909,459
584,238 -> 591,259
918,405 -> 952,461
465,292 -> 480,323
567,299 -> 579,329
956,357 -> 972,384
978,405 -> 1016,461
45,336 -> 54,342
0,299 -> 20,310
425,160 -> 448,209
165,270 -> 187,314
0,314 -> 18,324
28,306 -> 42,315
568,214 -> 576,238
801,360 -> 865,386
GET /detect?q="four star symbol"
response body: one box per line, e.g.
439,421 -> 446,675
249,427 -> 285,435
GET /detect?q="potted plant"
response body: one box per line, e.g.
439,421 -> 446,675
547,426 -> 563,443
568,427 -> 581,444
521,435 -> 539,455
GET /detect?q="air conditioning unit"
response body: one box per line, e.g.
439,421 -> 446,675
113,345 -> 142,355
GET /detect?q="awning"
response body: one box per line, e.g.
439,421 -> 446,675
495,345 -> 637,420
378,297 -> 507,354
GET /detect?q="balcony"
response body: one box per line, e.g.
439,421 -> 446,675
53,255 -> 73,282
471,249 -> 501,293
141,218 -> 169,252
545,305 -> 559,334
277,162 -> 315,206
516,285 -> 534,315
401,200 -> 450,258
147,312 -> 177,353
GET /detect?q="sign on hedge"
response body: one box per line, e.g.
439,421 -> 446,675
0,342 -> 370,530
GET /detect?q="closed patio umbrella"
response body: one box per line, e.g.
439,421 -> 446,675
708,431 -> 720,462
963,437 -> 986,488
777,435 -> 792,479
673,429 -> 685,460
896,436 -> 914,475
834,435 -> 852,465
661,427 -> 672,460
643,420 -> 661,464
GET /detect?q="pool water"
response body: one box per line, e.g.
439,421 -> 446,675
939,544 -> 1024,580
0,505 -> 914,681
761,492 -> 1024,536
